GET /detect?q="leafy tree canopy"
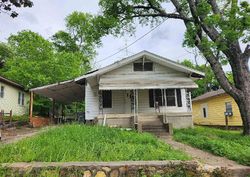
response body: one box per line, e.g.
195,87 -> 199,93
0,42 -> 12,68
0,0 -> 33,18
0,30 -> 90,89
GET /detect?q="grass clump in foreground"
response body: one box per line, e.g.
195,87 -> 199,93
174,126 -> 250,166
0,124 -> 189,162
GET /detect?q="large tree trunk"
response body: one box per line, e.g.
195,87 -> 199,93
235,95 -> 250,135
229,55 -> 250,135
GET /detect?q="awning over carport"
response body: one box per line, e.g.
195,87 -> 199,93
30,79 -> 85,104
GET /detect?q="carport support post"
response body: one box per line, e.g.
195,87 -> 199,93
29,91 -> 34,123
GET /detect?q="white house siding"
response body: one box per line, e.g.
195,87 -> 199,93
99,62 -> 197,90
85,83 -> 99,120
0,82 -> 29,116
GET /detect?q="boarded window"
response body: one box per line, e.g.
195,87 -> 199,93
225,102 -> 232,112
133,62 -> 153,71
176,89 -> 182,107
102,90 -> 112,108
166,89 -> 176,106
0,86 -> 4,98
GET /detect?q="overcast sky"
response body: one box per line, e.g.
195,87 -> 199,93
0,0 -> 235,69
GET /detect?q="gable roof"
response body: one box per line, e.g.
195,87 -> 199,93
75,50 -> 205,81
0,76 -> 25,90
192,89 -> 226,102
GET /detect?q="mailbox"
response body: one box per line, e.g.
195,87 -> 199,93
224,111 -> 233,117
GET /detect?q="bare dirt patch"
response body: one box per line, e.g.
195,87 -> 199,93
0,126 -> 44,144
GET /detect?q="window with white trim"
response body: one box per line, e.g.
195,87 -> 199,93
18,92 -> 25,106
201,104 -> 208,118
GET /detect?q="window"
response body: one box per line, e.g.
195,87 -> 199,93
149,89 -> 182,107
225,102 -> 232,113
133,62 -> 153,71
18,92 -> 25,106
201,104 -> 208,118
176,89 -> 182,107
0,86 -> 4,98
102,90 -> 112,108
166,89 -> 176,106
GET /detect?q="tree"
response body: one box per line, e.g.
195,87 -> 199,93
0,0 -> 33,18
0,42 -> 12,68
181,59 -> 222,97
51,31 -> 79,53
0,30 -> 91,115
94,0 -> 250,134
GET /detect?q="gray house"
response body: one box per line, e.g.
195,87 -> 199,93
30,51 -> 204,132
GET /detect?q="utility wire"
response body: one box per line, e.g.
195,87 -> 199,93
94,20 -> 167,65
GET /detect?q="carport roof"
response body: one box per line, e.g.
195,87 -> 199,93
30,79 -> 85,104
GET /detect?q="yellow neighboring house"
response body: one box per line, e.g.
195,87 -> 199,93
0,76 -> 29,116
192,89 -> 242,127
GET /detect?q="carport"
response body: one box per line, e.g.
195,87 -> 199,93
29,79 -> 85,121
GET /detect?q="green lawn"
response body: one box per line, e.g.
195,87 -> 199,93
174,126 -> 250,166
0,124 -> 189,163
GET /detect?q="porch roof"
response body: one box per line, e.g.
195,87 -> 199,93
99,77 -> 198,90
30,80 -> 85,104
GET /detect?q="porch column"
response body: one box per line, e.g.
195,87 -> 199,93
29,91 -> 34,122
51,99 -> 55,124
136,89 -> 139,117
163,89 -> 168,124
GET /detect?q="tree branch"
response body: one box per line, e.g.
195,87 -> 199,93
131,12 -> 192,21
171,0 -> 242,98
207,0 -> 221,14
243,44 -> 250,60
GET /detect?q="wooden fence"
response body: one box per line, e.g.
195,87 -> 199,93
0,110 -> 13,126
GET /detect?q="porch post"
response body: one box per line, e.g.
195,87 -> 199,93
52,99 -> 55,119
136,89 -> 139,118
29,91 -> 34,123
163,89 -> 168,124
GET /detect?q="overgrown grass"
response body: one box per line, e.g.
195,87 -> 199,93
0,124 -> 190,162
174,126 -> 250,166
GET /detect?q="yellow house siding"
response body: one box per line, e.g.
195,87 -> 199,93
193,93 -> 242,126
0,82 -> 29,116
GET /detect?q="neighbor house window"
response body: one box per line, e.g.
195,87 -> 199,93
201,104 -> 208,118
0,86 -> 4,98
133,62 -> 153,71
18,92 -> 25,106
225,102 -> 232,113
149,89 -> 182,107
102,90 -> 112,108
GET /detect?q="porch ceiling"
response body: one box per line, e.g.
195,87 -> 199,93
99,77 -> 198,90
30,80 -> 85,104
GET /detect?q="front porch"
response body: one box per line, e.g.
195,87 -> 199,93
95,88 -> 193,134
